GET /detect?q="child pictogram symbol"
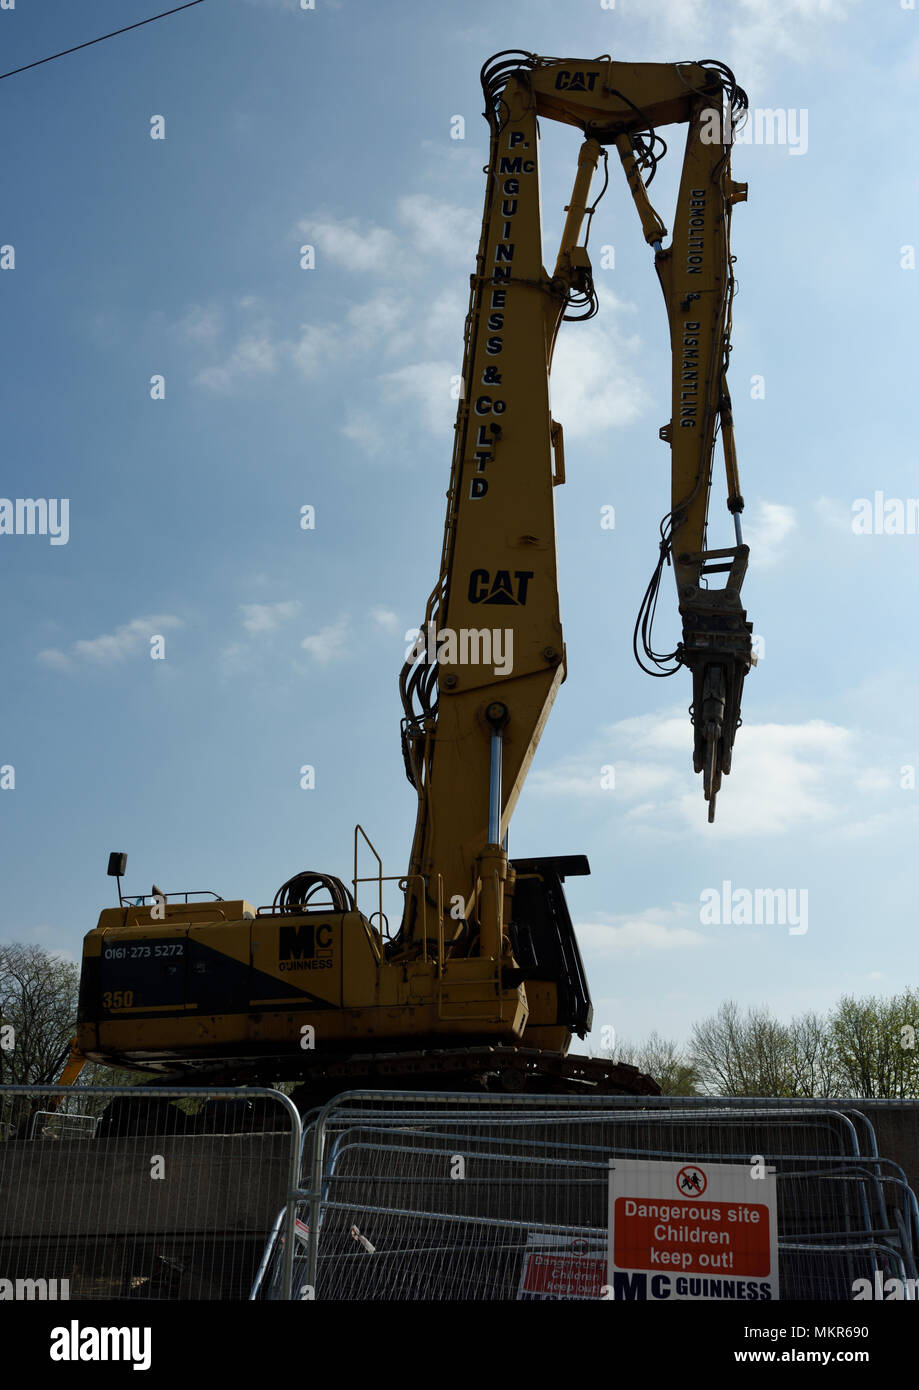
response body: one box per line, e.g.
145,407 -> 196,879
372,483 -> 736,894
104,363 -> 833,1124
676,1165 -> 707,1196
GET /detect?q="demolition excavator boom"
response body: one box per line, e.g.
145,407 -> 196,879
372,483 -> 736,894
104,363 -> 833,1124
60,52 -> 754,1102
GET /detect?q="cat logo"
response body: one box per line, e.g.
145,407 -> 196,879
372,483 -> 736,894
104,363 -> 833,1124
554,70 -> 599,93
468,569 -> 534,606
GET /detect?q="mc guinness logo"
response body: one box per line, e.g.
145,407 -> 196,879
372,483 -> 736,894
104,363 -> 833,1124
279,923 -> 334,972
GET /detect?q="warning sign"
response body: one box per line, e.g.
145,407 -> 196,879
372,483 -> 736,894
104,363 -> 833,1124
607,1159 -> 778,1301
518,1234 -> 606,1301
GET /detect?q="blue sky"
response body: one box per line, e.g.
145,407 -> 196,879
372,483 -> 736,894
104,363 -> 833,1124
1,0 -> 918,1055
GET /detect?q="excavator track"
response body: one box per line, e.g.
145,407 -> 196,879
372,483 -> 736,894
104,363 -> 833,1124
98,1047 -> 661,1094
91,1048 -> 659,1135
287,1046 -> 661,1100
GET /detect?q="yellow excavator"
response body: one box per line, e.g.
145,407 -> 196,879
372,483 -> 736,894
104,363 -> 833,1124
61,51 -> 754,1104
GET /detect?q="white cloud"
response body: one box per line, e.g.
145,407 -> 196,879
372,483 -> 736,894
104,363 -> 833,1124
342,411 -> 386,458
380,360 -> 456,436
343,287 -> 463,360
337,291 -> 466,450
298,215 -> 399,273
38,615 -> 182,670
530,754 -> 678,801
834,806 -> 915,842
298,198 -> 479,280
815,495 -> 854,534
178,304 -> 222,345
421,289 -> 466,354
576,905 -> 706,956
36,648 -> 72,672
597,712 -> 692,756
674,718 -> 850,835
290,323 -> 339,377
550,317 -> 649,437
185,283 -> 442,397
181,202 -> 478,410
854,767 -> 894,793
743,500 -> 797,567
219,642 -> 250,677
301,616 -> 350,664
634,0 -> 859,89
371,607 -> 400,632
346,290 -> 412,356
531,710 -> 874,838
397,194 -> 479,266
239,601 -> 300,634
194,333 -> 279,393
728,0 -> 860,88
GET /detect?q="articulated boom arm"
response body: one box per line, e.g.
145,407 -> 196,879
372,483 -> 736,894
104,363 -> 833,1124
397,52 -> 754,955
52,51 -> 757,1098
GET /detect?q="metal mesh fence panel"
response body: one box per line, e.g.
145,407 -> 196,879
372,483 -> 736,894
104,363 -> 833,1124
0,1086 -> 300,1301
251,1092 -> 919,1302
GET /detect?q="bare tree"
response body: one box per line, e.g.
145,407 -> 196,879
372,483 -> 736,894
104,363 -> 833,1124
690,1001 -> 801,1097
0,942 -> 139,1137
633,992 -> 919,1099
786,1010 -> 839,1097
0,942 -> 81,1137
0,942 -> 79,1086
614,1031 -> 700,1095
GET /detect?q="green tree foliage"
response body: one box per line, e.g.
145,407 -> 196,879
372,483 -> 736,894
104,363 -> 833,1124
618,991 -> 919,1099
831,990 -> 919,1098
687,994 -> 919,1098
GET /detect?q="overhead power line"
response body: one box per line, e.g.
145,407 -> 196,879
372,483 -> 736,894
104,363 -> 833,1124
0,1 -> 206,82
